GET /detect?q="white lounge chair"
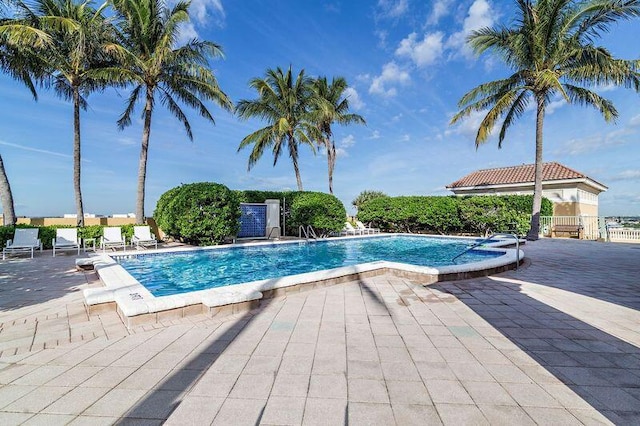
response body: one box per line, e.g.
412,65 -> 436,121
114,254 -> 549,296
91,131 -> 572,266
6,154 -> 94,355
341,222 -> 361,236
101,227 -> 126,252
356,220 -> 380,234
3,228 -> 42,260
132,225 -> 157,250
52,228 -> 80,257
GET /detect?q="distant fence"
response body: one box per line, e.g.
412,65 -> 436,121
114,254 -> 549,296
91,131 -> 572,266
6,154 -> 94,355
539,216 -> 640,243
608,228 -> 640,243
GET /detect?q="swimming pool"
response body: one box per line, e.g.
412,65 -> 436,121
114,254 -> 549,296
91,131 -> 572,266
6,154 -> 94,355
117,235 -> 503,296
84,233 -> 523,327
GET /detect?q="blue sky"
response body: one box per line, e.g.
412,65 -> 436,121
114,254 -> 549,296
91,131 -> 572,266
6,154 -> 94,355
1,0 -> 639,218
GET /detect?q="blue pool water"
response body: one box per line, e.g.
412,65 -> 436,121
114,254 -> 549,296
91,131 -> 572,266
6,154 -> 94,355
117,235 -> 503,297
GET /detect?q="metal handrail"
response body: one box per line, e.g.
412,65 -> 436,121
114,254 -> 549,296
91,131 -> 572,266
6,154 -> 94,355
298,225 -> 317,240
452,232 -> 520,270
267,226 -> 281,240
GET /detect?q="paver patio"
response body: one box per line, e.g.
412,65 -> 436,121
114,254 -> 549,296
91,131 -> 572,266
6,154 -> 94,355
0,238 -> 639,425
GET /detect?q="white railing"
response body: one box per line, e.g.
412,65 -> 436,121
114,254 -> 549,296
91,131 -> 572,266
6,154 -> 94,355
608,228 -> 640,243
539,216 -> 602,240
539,216 -> 640,243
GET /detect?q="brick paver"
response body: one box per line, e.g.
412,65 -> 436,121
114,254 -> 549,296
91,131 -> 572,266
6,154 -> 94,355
0,238 -> 639,424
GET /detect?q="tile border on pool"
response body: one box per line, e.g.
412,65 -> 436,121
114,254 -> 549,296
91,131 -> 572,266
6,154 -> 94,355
82,234 -> 524,328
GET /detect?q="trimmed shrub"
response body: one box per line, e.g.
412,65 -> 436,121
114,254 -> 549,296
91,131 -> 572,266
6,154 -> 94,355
154,182 -> 240,246
288,192 -> 346,236
501,194 -> 553,216
358,194 -> 552,235
357,196 -> 461,233
352,190 -> 388,211
458,197 -> 515,234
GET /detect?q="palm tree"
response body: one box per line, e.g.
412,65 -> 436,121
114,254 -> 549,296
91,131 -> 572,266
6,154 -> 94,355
0,0 -> 51,225
15,0 -> 117,227
236,66 -> 317,191
311,76 -> 365,194
450,0 -> 640,240
110,0 -> 232,224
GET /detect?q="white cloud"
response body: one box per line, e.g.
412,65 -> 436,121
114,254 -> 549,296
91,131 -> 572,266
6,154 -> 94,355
546,98 -> 566,115
369,61 -> 411,97
377,0 -> 408,18
334,135 -> 356,158
391,113 -> 403,122
177,22 -> 200,45
446,0 -> 494,60
344,87 -> 365,110
189,0 -> 225,25
427,0 -> 453,25
395,32 -> 445,67
554,112 -> 640,156
340,134 -> 356,148
399,134 -> 410,142
117,137 -> 137,147
335,147 -> 349,158
175,0 -> 225,43
370,130 -> 381,139
610,170 -> 640,181
375,30 -> 389,48
444,109 -> 493,141
0,140 -> 73,159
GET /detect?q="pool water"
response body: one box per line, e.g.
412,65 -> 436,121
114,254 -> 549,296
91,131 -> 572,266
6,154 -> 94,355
117,235 -> 502,297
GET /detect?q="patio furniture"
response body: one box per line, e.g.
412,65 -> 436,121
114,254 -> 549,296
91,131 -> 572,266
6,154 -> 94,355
52,228 -> 81,256
101,227 -> 126,252
356,220 -> 380,234
341,222 -> 361,236
132,225 -> 158,250
3,228 -> 42,260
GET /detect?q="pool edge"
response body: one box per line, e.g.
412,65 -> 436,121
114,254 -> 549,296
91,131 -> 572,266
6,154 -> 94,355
82,235 -> 524,329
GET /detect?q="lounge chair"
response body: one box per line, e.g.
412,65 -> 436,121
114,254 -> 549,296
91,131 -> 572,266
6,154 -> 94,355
3,228 -> 42,260
356,220 -> 380,234
341,222 -> 361,236
52,228 -> 80,256
101,227 -> 126,252
132,225 -> 158,250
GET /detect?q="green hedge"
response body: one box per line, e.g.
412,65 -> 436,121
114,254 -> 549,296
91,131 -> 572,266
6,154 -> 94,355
358,195 -> 553,235
155,182 -> 240,246
288,192 -> 346,236
0,224 -> 135,250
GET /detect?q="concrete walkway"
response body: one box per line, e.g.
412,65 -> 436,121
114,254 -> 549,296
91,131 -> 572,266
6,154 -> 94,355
0,238 -> 639,425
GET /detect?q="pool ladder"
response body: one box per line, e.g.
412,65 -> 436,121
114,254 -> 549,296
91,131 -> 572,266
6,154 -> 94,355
298,225 -> 317,240
451,233 -> 521,270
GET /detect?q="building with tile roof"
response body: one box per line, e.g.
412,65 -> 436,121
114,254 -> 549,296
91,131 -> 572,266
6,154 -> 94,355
446,162 -> 608,216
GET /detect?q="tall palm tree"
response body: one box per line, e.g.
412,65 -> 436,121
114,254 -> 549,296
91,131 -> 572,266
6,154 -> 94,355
0,0 -> 51,225
110,0 -> 232,224
236,66 -> 317,191
312,76 -> 365,194
450,0 -> 640,240
15,0 -> 117,227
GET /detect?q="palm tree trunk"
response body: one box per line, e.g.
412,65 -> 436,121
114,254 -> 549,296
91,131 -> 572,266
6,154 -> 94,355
289,135 -> 303,191
136,86 -> 154,225
73,86 -> 84,227
527,94 -> 545,241
327,139 -> 336,195
0,153 -> 16,226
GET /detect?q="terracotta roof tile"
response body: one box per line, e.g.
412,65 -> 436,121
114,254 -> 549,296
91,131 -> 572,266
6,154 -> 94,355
446,162 -> 603,188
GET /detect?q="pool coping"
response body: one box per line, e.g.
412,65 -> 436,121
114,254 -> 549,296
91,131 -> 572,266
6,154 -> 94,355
82,233 -> 524,328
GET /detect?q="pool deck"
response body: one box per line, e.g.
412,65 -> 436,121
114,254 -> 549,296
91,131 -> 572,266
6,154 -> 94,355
0,238 -> 639,425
